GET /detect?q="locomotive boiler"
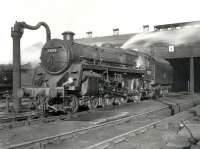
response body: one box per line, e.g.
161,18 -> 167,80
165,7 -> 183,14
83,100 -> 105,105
13,22 -> 172,113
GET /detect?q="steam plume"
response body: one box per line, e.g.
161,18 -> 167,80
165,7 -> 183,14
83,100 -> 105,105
121,25 -> 200,50
135,56 -> 145,69
21,42 -> 43,68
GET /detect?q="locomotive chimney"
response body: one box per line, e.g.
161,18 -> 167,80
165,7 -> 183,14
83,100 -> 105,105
143,25 -> 149,32
86,31 -> 92,38
113,28 -> 119,35
62,31 -> 75,45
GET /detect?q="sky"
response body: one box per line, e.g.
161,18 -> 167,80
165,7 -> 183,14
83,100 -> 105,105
1,0 -> 200,64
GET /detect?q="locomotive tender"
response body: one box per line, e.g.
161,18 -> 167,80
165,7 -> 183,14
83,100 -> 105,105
19,31 -> 173,113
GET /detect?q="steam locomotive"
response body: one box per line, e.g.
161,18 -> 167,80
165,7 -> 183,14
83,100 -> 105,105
19,31 -> 173,113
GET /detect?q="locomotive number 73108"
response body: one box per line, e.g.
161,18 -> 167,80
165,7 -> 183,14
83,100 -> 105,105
47,49 -> 57,53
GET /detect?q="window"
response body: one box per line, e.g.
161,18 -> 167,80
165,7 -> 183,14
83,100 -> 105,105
169,45 -> 175,52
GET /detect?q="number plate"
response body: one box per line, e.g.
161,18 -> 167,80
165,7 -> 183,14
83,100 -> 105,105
47,49 -> 57,53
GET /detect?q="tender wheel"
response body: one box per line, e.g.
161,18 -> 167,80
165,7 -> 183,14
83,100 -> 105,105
134,93 -> 142,102
127,96 -> 134,102
88,98 -> 99,110
114,97 -> 122,105
104,98 -> 112,106
100,97 -> 106,108
119,97 -> 127,104
114,97 -> 127,105
69,95 -> 79,113
36,94 -> 47,113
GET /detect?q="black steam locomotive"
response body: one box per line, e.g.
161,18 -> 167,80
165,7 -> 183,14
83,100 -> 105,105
19,31 -> 173,113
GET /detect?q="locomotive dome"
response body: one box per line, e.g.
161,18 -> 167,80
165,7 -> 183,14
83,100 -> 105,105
40,38 -> 71,74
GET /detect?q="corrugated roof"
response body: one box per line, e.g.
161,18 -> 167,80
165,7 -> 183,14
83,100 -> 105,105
75,26 -> 200,59
75,33 -> 136,47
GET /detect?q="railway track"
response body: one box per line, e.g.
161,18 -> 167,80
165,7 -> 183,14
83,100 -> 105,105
0,114 -> 69,130
0,104 -> 107,130
0,102 -> 134,130
0,100 -> 162,130
83,115 -> 174,149
0,94 -> 189,130
4,106 -> 169,149
84,106 -> 200,149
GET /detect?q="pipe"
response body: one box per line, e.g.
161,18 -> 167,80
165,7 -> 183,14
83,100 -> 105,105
11,21 -> 51,112
20,21 -> 51,42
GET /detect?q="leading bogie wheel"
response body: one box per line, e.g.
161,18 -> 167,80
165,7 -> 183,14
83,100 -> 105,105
69,95 -> 79,113
104,98 -> 112,106
115,97 -> 121,105
88,98 -> 99,110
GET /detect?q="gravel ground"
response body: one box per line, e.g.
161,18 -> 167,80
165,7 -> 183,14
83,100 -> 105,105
0,100 -> 167,147
109,105 -> 200,149
46,107 -> 171,149
0,94 -> 199,148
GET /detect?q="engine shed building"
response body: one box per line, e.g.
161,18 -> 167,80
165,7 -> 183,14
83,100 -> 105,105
75,21 -> 200,94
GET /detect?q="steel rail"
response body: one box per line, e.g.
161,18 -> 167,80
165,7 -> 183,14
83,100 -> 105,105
4,106 -> 168,149
0,100 -> 168,130
83,110 -> 184,149
0,114 -> 65,130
